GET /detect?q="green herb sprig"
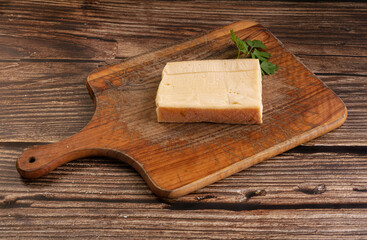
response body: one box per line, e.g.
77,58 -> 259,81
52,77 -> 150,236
230,30 -> 278,75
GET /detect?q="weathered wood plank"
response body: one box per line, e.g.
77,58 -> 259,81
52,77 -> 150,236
2,144 -> 367,238
1,1 -> 366,146
2,145 -> 367,205
0,0 -> 366,61
2,207 -> 367,239
307,75 -> 367,146
1,0 -> 367,237
1,63 -> 365,145
0,62 -> 96,142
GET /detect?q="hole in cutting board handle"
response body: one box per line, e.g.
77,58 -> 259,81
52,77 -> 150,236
28,157 -> 36,163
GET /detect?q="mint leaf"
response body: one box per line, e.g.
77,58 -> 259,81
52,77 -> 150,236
245,39 -> 254,48
230,29 -> 278,76
237,39 -> 248,53
253,49 -> 270,59
252,40 -> 266,49
253,49 -> 270,61
260,61 -> 279,75
231,30 -> 251,58
230,30 -> 238,46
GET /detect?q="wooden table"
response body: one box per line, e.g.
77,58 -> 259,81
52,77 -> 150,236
1,1 -> 366,238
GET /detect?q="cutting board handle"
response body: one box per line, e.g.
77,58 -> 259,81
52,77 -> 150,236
16,127 -> 102,178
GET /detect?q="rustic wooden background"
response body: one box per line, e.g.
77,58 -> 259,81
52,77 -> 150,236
1,1 -> 366,238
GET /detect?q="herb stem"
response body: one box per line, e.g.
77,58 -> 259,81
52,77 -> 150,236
245,46 -> 253,58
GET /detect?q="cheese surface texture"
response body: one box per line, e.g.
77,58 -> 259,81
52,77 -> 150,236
155,59 -> 263,124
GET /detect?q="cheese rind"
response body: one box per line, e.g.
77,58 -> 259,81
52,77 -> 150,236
156,59 -> 263,124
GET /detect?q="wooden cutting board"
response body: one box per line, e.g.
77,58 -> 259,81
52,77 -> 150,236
17,21 -> 347,198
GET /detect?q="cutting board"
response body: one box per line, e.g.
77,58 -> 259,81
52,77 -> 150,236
17,21 -> 347,198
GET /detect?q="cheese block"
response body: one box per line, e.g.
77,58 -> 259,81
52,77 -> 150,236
155,59 -> 263,124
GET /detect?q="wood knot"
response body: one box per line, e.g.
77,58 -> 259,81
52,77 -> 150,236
0,195 -> 19,206
195,195 -> 217,201
296,183 -> 326,195
240,189 -> 266,202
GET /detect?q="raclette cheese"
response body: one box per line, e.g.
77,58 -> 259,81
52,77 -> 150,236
155,59 -> 263,124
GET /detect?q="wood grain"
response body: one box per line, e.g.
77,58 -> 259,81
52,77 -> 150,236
3,145 -> 367,239
1,1 -> 366,146
3,207 -> 367,239
3,145 -> 367,206
16,21 -> 347,198
1,0 -> 366,238
1,64 -> 364,145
